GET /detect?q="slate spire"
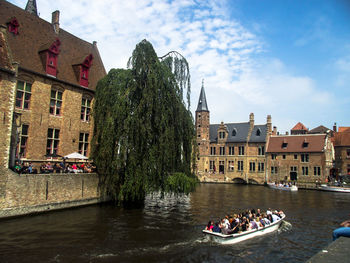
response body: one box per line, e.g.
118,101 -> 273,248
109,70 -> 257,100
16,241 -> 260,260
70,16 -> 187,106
196,79 -> 209,112
25,0 -> 38,16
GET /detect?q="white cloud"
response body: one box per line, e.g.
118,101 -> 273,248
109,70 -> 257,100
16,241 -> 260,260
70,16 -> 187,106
10,0 -> 339,131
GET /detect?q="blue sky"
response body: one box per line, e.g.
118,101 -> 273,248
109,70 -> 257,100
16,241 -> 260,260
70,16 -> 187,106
9,0 -> 350,132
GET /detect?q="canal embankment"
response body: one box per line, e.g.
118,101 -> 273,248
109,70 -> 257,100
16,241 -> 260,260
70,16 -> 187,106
307,237 -> 350,262
0,167 -> 108,219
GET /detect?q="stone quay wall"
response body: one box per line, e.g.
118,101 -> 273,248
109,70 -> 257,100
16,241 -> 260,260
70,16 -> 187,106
0,167 -> 108,219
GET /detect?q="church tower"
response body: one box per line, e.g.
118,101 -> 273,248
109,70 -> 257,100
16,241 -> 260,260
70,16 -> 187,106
195,81 -> 210,173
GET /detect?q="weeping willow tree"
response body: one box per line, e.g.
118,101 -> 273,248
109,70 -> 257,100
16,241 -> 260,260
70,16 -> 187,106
92,40 -> 197,204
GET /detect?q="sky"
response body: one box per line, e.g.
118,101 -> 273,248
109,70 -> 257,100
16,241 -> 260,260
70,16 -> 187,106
9,0 -> 350,133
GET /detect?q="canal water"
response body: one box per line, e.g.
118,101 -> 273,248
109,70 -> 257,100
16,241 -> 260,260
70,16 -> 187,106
0,184 -> 349,263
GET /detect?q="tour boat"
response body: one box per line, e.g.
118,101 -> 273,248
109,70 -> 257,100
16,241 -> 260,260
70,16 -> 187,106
267,183 -> 298,191
203,214 -> 286,245
319,184 -> 350,193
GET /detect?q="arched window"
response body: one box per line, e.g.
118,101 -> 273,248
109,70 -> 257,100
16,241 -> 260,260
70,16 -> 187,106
232,128 -> 237,136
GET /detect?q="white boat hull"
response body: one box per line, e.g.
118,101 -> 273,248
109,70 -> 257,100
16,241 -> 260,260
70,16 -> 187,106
202,215 -> 285,245
267,183 -> 298,191
320,185 -> 350,193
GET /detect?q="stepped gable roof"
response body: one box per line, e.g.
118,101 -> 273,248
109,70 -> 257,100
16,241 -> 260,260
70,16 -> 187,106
210,122 -> 267,143
0,1 -> 106,90
291,122 -> 308,131
266,134 -> 326,153
249,124 -> 268,143
333,131 -> 350,147
196,84 -> 209,112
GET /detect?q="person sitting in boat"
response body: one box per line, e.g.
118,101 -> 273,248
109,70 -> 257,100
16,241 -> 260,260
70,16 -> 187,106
205,221 -> 214,231
271,211 -> 281,222
212,222 -> 221,233
333,214 -> 350,240
249,218 -> 259,230
261,213 -> 271,225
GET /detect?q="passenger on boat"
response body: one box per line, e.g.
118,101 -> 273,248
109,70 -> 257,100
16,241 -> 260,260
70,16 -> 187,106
249,219 -> 258,230
271,212 -> 280,222
212,222 -> 221,233
205,221 -> 214,231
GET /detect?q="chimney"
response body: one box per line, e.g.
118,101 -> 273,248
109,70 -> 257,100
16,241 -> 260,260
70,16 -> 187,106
52,10 -> 60,34
273,126 -> 277,135
285,131 -> 289,135
267,115 -> 272,134
333,122 -> 337,132
249,113 -> 254,129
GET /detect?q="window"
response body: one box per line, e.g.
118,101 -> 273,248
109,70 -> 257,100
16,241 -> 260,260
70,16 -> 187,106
348,164 -> 350,175
301,154 -> 309,163
271,166 -> 278,174
249,162 -> 255,172
210,147 -> 216,155
239,146 -> 245,155
44,39 -> 61,76
219,146 -> 225,155
258,146 -> 265,156
210,160 -> 215,171
219,131 -> 225,139
15,80 -> 32,110
302,166 -> 309,175
256,129 -> 261,136
79,133 -> 89,157
283,155 -> 286,159
238,160 -> 244,171
46,128 -> 60,155
79,54 -> 93,87
228,160 -> 234,171
232,129 -> 237,136
290,166 -> 297,172
229,146 -> 235,155
303,142 -> 309,148
271,154 -> 277,160
294,154 -> 298,160
7,17 -> 19,35
314,166 -> 321,176
258,162 -> 264,172
347,149 -> 350,158
16,124 -> 29,158
282,142 -> 288,148
50,89 -> 63,116
81,98 -> 91,122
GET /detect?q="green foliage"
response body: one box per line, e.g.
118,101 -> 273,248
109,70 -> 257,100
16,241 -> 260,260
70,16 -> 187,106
92,40 -> 197,204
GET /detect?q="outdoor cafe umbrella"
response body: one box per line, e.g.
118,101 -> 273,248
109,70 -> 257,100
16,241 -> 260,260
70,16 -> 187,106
64,152 -> 88,160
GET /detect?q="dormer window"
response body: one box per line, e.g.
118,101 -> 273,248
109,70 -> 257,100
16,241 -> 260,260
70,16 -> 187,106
79,54 -> 93,87
40,39 -> 61,77
232,128 -> 237,136
303,142 -> 309,148
282,142 -> 288,148
256,128 -> 261,136
7,17 -> 19,35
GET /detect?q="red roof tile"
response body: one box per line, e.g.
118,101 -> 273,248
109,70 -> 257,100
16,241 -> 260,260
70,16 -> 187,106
291,122 -> 308,131
338,127 -> 350,133
266,134 -> 326,153
333,132 -> 350,147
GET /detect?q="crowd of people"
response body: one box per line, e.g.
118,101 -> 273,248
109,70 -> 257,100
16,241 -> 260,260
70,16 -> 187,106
204,208 -> 285,235
13,161 -> 96,174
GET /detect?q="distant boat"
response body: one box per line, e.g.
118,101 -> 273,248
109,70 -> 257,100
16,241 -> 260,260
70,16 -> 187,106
203,214 -> 286,245
319,184 -> 350,193
267,183 -> 298,191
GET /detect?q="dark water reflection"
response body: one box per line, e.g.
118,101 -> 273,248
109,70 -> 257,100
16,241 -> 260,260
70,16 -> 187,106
0,184 -> 348,262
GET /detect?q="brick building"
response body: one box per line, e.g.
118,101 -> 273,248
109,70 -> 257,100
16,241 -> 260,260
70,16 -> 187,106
290,122 -> 308,135
0,0 -> 106,169
266,134 -> 333,183
195,84 -> 272,184
333,126 -> 350,176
